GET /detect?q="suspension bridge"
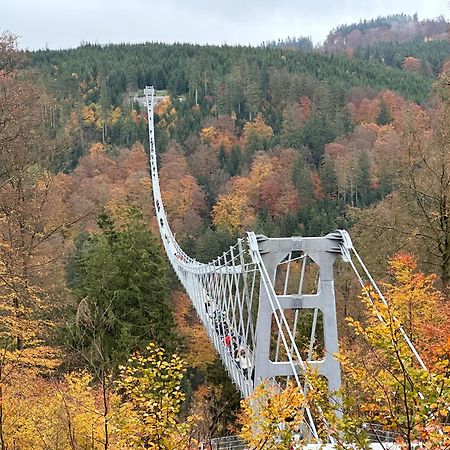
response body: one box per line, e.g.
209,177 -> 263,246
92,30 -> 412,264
143,86 -> 426,446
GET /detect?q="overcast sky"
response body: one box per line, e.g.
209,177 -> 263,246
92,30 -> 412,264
2,0 -> 448,50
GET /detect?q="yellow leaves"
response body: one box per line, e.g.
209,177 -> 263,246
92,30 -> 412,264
250,156 -> 273,185
333,255 -> 450,444
115,343 -> 196,449
213,151 -> 299,232
130,108 -> 143,124
200,125 -> 216,142
155,97 -> 177,131
78,102 -> 124,131
212,177 -> 255,232
82,102 -> 102,126
109,106 -> 122,125
199,124 -> 237,153
0,370 -> 109,449
241,113 -> 273,148
239,381 -> 306,449
0,344 -> 195,449
155,97 -> 172,117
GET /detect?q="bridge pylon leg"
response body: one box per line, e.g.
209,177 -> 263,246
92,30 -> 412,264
252,234 -> 342,397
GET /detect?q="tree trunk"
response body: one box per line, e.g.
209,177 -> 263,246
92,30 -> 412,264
101,371 -> 109,450
0,381 -> 5,450
441,243 -> 450,293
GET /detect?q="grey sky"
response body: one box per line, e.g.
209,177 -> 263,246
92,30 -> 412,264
2,0 -> 448,50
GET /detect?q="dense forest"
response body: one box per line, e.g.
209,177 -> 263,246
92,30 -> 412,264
1,11 -> 450,447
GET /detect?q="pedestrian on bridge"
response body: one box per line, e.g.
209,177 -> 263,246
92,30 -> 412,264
237,347 -> 251,378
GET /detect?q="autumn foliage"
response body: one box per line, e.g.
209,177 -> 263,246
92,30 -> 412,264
2,22 -> 450,448
213,149 -> 300,232
239,381 -> 307,450
313,253 -> 450,447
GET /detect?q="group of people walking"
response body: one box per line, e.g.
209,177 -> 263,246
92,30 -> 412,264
206,299 -> 253,379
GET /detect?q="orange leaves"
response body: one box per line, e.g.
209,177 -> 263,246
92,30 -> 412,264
350,90 -> 411,131
155,96 -> 172,117
82,102 -> 103,128
381,252 -> 443,360
259,176 -> 299,219
212,158 -> 267,232
164,174 -> 205,217
402,56 -> 422,73
387,251 -> 418,277
281,96 -> 312,146
353,251 -> 449,373
130,108 -> 145,124
159,150 -> 206,236
212,149 -> 300,232
352,97 -> 379,124
199,115 -> 238,154
283,96 -> 311,127
89,142 -> 106,157
66,143 -> 159,241
170,291 -> 215,368
332,256 -> 450,444
82,104 -> 123,130
155,97 -> 177,130
65,110 -> 80,134
310,171 -> 324,199
200,126 -> 237,154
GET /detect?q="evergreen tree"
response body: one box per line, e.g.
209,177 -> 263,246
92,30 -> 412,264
376,98 -> 392,125
355,150 -> 371,206
292,152 -> 313,202
194,227 -> 238,262
229,146 -> 242,176
253,210 -> 280,237
68,206 -> 175,373
319,153 -> 338,198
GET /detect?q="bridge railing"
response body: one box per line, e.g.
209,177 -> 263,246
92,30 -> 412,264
207,436 -> 247,450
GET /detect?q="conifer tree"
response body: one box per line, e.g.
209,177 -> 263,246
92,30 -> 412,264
68,206 -> 175,373
376,98 -> 392,125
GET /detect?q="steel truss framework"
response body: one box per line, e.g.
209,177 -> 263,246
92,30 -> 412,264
144,86 -> 426,443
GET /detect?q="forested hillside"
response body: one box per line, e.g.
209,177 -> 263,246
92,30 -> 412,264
354,38 -> 450,75
1,16 -> 450,446
324,14 -> 448,53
